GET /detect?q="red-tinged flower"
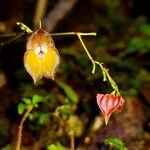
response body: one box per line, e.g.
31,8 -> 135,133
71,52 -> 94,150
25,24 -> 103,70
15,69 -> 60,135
24,28 -> 60,83
96,93 -> 124,125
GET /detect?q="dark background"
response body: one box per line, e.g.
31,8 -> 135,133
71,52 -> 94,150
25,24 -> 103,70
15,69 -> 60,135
0,0 -> 150,149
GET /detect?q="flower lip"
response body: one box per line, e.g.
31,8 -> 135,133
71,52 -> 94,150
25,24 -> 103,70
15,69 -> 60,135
35,44 -> 48,58
38,49 -> 44,57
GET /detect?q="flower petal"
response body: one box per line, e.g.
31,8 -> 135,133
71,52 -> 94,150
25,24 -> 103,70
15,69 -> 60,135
24,50 -> 43,83
116,97 -> 124,111
26,29 -> 55,51
24,28 -> 60,83
42,47 -> 60,80
96,93 -> 123,125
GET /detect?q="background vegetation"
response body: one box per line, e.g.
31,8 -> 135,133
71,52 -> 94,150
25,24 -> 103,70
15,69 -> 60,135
0,0 -> 150,149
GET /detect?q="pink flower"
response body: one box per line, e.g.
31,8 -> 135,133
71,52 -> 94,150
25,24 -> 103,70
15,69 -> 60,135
96,93 -> 124,125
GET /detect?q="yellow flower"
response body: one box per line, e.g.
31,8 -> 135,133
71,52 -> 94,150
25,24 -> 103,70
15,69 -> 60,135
24,29 -> 60,83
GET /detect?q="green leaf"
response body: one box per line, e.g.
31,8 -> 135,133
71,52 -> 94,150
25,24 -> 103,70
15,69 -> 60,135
28,113 -> 34,120
38,113 -> 50,124
22,98 -> 31,104
32,94 -> 43,105
104,138 -> 127,150
18,103 -> 26,115
139,23 -> 150,36
127,37 -> 145,53
55,105 -> 72,119
47,143 -> 69,150
56,81 -> 79,103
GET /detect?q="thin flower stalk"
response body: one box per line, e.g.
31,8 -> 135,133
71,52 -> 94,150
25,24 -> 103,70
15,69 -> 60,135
15,105 -> 33,150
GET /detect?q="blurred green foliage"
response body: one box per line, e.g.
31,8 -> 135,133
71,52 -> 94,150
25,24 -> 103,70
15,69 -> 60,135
47,143 -> 69,150
56,81 -> 79,103
0,0 -> 150,149
18,94 -> 48,115
104,138 -> 127,150
16,80 -> 82,148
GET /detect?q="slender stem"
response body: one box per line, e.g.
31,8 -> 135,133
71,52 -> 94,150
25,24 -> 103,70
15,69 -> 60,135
76,33 -> 95,74
0,33 -> 17,37
104,69 -> 120,95
0,32 -> 25,47
95,61 -> 107,81
15,105 -> 33,150
94,61 -> 120,94
33,0 -> 48,28
39,20 -> 42,28
75,33 -> 119,94
69,130 -> 75,150
50,32 -> 96,36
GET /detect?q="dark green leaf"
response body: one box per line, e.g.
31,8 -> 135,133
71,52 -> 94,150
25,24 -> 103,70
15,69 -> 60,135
28,113 -> 34,120
56,81 -> 79,103
38,113 -> 49,124
139,23 -> 150,36
55,105 -> 72,119
127,37 -> 144,53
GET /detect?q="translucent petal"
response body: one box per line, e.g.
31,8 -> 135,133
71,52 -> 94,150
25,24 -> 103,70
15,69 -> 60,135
24,50 -> 43,83
26,29 -> 55,50
96,93 -> 124,125
42,47 -> 60,80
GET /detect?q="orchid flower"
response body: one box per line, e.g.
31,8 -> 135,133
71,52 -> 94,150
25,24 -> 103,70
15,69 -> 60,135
24,28 -> 60,83
96,93 -> 124,125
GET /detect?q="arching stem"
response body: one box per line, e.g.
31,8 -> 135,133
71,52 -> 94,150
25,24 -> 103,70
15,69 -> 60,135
15,105 -> 33,150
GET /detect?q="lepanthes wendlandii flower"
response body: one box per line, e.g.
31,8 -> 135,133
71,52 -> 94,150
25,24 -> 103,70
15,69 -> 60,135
24,28 -> 60,83
96,93 -> 124,125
